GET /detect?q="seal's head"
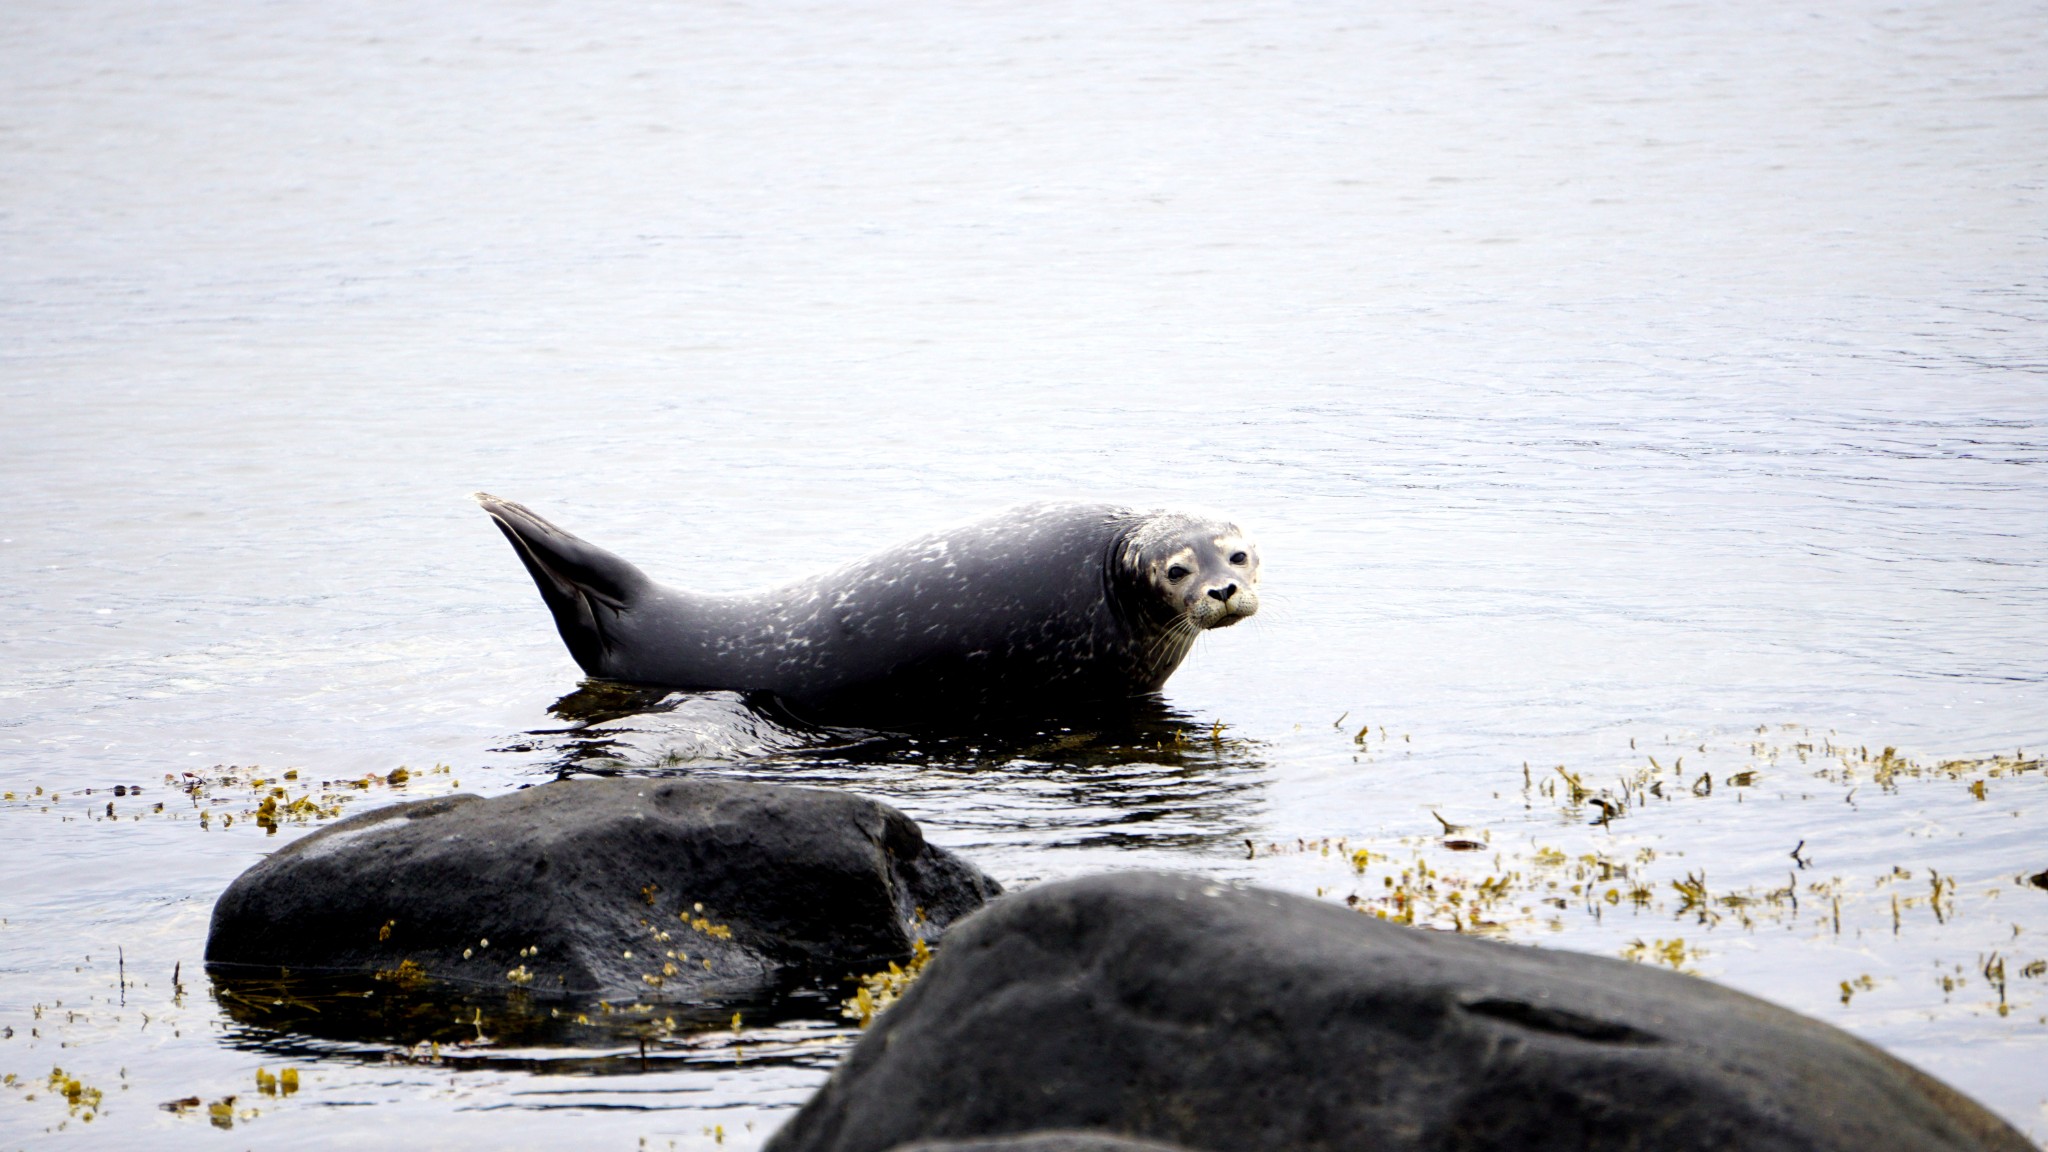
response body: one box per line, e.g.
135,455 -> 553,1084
1122,512 -> 1261,630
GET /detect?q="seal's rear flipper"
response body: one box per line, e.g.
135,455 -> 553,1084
474,493 -> 652,677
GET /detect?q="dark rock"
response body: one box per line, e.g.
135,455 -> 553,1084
206,778 -> 999,998
769,871 -> 2031,1152
890,1136 -> 1195,1152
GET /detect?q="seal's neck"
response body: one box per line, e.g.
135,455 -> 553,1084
1101,525 -> 1198,687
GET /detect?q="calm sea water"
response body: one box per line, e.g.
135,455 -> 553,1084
4,0 -> 2046,1147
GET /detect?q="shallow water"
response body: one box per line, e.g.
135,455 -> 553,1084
3,0 -> 2046,1146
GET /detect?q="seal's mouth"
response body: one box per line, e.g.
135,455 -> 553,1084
1188,590 -> 1259,629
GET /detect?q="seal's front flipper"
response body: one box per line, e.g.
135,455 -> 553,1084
474,493 -> 651,677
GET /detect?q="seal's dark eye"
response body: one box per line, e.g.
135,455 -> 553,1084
1165,565 -> 1189,582
1229,551 -> 1248,565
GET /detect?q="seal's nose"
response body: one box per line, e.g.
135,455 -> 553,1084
1207,583 -> 1238,602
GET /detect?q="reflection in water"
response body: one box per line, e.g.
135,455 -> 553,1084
521,682 -> 1272,855
544,681 -> 685,726
495,684 -> 827,773
210,965 -> 857,1076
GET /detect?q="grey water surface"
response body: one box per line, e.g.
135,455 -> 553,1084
3,0 -> 2046,1147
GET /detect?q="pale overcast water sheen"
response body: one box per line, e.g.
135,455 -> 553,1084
3,0 -> 2047,1147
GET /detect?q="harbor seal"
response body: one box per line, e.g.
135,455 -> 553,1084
476,496 -> 1259,724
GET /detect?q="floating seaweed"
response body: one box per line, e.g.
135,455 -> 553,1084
841,938 -> 933,1028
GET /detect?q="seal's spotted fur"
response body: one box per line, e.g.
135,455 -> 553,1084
477,497 -> 1258,724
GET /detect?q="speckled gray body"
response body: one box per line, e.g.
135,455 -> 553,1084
477,498 -> 1259,724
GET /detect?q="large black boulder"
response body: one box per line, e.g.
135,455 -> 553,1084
206,778 -> 999,998
771,871 -> 2031,1152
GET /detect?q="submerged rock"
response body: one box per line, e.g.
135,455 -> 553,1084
205,778 -> 999,998
769,871 -> 2031,1152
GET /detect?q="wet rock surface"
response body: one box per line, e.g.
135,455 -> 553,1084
769,871 -> 2033,1152
205,778 -> 1000,998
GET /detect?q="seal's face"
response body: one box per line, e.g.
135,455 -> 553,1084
1128,515 -> 1261,630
